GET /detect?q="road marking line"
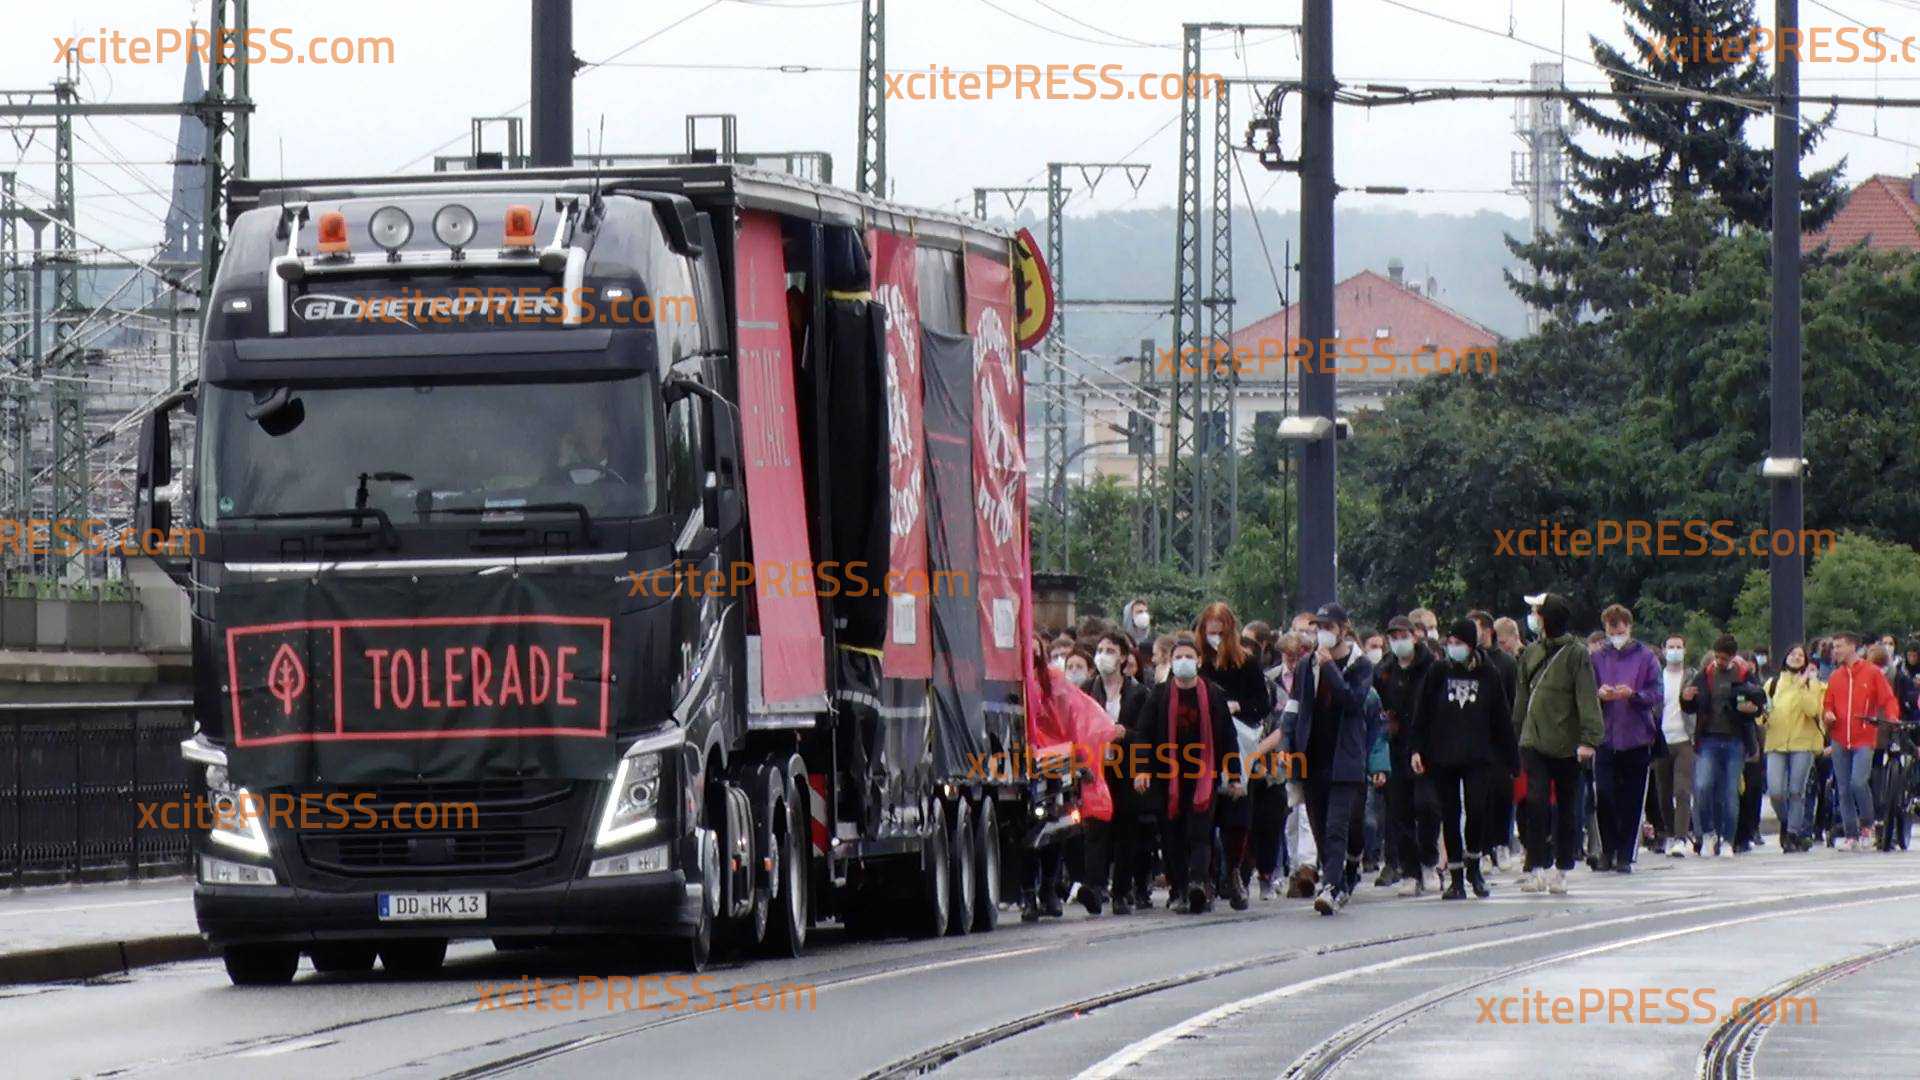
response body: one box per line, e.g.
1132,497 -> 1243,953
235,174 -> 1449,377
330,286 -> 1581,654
1073,882 -> 1920,1080
236,1036 -> 340,1058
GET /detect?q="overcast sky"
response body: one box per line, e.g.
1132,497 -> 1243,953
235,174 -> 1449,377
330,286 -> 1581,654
7,0 -> 1920,257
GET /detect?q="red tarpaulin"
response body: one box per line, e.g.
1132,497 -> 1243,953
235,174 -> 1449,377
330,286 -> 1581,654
871,229 -> 932,678
965,251 -> 1028,684
736,211 -> 826,705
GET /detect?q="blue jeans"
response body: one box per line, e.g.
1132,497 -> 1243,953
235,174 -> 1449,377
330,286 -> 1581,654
1831,745 -> 1876,836
1692,735 -> 1745,840
1765,751 -> 1814,838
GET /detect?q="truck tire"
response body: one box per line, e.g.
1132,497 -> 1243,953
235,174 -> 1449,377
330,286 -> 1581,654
763,796 -> 809,957
379,939 -> 448,976
947,803 -> 974,936
223,944 -> 299,986
684,825 -> 719,972
916,801 -> 950,938
309,942 -> 377,974
971,796 -> 1000,932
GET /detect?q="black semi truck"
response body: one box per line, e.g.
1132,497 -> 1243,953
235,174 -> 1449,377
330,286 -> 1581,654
131,165 -> 1055,984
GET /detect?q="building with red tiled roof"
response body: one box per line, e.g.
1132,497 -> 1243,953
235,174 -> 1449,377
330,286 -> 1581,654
1802,174 -> 1920,254
1072,262 -> 1503,486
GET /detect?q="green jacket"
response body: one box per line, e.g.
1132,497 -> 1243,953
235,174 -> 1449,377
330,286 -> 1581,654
1514,635 -> 1604,758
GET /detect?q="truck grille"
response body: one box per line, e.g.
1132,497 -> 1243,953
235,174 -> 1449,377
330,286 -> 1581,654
288,779 -> 582,877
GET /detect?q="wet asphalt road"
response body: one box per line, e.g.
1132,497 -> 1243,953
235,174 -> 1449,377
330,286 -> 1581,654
6,846 -> 1919,1079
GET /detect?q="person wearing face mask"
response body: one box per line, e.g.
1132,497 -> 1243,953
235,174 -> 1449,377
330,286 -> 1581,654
1650,636 -> 1698,857
1084,632 -> 1151,912
1250,631 -> 1306,899
1122,598 -> 1155,670
1468,610 -> 1518,867
1262,603 -> 1383,914
1133,634 -> 1238,913
1411,619 -> 1518,898
1756,643 -> 1825,853
1022,637 -> 1119,921
1679,634 -> 1766,858
1063,648 -> 1094,688
1514,593 -> 1603,895
1357,629 -> 1389,875
1194,603 -> 1270,910
1822,632 -> 1897,851
1588,604 -> 1664,874
1150,634 -> 1176,686
1374,615 -> 1440,895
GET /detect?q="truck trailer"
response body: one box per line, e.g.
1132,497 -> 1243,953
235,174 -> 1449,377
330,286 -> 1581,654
129,164 -> 1054,984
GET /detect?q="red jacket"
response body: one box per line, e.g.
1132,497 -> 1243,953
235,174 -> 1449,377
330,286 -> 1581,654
1822,659 -> 1897,750
1026,668 -> 1122,821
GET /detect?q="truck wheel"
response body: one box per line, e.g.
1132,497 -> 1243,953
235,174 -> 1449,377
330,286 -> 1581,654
223,944 -> 299,986
309,943 -> 377,974
684,826 -> 719,972
972,796 -> 1000,932
916,801 -> 950,938
763,799 -> 809,957
947,804 -> 975,936
379,939 -> 448,976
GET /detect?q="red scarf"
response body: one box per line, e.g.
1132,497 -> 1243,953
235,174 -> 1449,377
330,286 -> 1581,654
1166,677 -> 1215,818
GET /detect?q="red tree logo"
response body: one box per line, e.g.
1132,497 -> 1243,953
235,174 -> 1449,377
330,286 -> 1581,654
267,643 -> 308,716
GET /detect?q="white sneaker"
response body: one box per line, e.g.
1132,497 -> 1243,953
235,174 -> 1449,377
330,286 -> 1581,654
1547,868 -> 1568,894
1837,836 -> 1854,852
1518,870 -> 1544,893
1717,838 -> 1735,859
1397,870 -> 1425,897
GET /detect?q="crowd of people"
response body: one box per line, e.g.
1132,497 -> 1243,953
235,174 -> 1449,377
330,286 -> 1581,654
1021,592 -> 1917,921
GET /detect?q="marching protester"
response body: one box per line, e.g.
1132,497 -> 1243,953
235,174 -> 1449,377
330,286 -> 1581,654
1590,604 -> 1663,873
1122,597 -> 1155,672
1196,603 -> 1272,910
1470,610 -> 1518,865
1267,603 -> 1382,914
1680,635 -> 1765,858
1823,632 -> 1898,850
1410,619 -> 1517,898
1024,635 -> 1120,921
1757,643 -> 1825,853
1651,635 -> 1697,857
1252,630 -> 1307,898
1133,634 -> 1239,913
1514,593 -> 1603,895
1086,632 -> 1152,911
1376,615 -> 1440,894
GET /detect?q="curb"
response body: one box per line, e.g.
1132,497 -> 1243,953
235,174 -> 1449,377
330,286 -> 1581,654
0,934 -> 212,985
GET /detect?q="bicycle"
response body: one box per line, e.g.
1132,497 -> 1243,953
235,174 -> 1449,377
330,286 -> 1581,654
1864,717 -> 1920,852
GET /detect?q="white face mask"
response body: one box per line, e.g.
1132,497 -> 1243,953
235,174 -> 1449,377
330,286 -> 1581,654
1133,611 -> 1151,630
1665,648 -> 1685,666
1389,637 -> 1414,659
1608,633 -> 1630,650
1094,652 -> 1118,676
1364,647 -> 1384,666
1446,643 -> 1471,663
1206,633 -> 1223,650
1049,657 -> 1066,672
1526,613 -> 1543,636
1171,656 -> 1198,681
1316,629 -> 1338,650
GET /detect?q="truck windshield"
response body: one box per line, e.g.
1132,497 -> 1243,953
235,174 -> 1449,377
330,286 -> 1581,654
200,376 -> 659,526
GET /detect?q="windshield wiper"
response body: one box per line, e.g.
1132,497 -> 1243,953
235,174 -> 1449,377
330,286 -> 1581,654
220,508 -> 400,550
428,502 -> 597,543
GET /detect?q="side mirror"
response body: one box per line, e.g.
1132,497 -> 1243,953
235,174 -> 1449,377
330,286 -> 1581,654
663,373 -> 744,556
134,386 -> 195,588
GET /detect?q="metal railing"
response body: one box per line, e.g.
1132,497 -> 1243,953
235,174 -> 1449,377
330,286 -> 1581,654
1,699 -> 194,887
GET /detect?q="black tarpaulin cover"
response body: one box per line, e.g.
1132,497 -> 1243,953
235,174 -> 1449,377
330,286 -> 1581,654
919,326 -> 986,778
825,297 -> 890,649
219,572 -> 619,788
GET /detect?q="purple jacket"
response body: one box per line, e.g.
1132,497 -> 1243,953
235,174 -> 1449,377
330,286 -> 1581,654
1590,639 -> 1664,750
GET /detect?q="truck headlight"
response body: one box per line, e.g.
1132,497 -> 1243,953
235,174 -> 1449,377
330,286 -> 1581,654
205,765 -> 271,858
595,752 -> 662,849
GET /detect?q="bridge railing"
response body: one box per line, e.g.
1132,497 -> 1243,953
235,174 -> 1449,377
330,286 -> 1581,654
0,700 -> 195,887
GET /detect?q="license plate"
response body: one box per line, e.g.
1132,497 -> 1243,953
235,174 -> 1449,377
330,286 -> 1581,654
378,892 -> 486,921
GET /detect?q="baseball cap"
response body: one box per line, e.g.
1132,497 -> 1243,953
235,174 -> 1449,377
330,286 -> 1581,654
1386,615 -> 1415,634
1314,602 -> 1349,625
1523,592 -> 1547,607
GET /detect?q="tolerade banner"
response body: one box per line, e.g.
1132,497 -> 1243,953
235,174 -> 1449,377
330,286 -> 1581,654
966,251 -> 1028,684
871,228 -> 932,678
220,573 -> 620,788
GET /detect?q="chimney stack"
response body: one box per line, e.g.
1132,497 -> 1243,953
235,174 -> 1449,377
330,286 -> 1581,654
1387,257 -> 1405,286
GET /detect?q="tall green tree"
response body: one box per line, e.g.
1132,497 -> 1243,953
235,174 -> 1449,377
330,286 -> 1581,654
1508,0 -> 1843,323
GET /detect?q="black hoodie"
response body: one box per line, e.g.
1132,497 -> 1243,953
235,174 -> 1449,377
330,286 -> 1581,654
1411,648 -> 1519,773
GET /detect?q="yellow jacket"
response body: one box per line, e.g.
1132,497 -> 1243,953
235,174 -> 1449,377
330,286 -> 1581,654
1760,671 -> 1827,753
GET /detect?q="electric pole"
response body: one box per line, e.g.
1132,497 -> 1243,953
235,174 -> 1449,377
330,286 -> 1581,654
531,0 -> 575,167
1297,0 -> 1336,609
1769,0 -> 1805,654
856,0 -> 886,197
